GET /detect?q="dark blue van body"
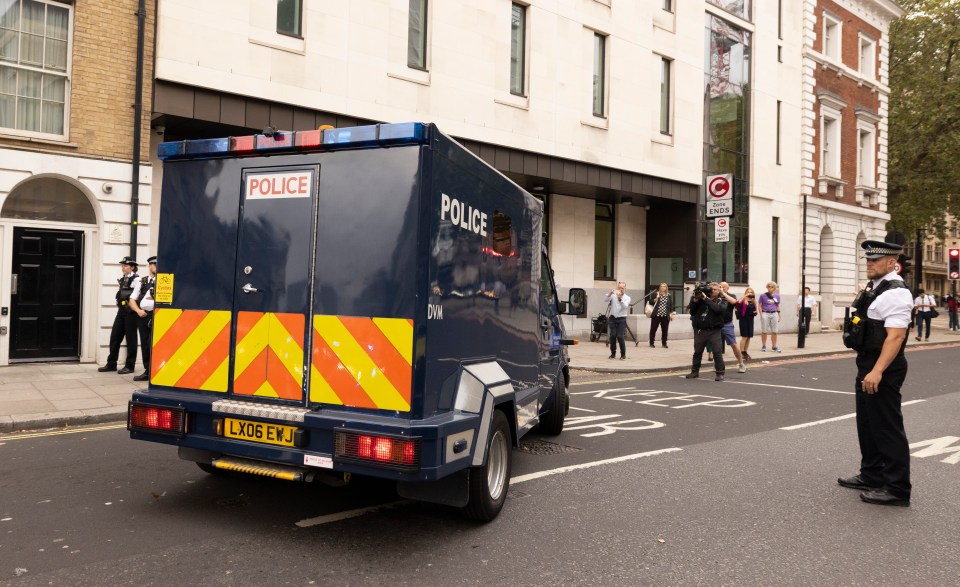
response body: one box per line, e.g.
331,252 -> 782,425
128,123 -> 575,518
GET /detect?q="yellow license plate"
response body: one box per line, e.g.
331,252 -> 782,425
223,418 -> 298,447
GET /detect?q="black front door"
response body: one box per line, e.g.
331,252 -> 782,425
10,227 -> 83,361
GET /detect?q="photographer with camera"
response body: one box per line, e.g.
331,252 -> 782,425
685,282 -> 727,381
605,281 -> 631,360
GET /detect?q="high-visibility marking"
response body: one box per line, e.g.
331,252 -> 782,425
311,315 -> 412,412
233,312 -> 305,400
152,309 -> 231,392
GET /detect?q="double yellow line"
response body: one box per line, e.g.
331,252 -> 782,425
1,423 -> 125,441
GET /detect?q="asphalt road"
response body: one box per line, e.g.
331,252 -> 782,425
2,346 -> 958,586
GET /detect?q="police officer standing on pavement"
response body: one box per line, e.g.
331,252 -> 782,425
128,256 -> 156,382
838,238 -> 915,507
685,282 -> 727,381
99,256 -> 139,374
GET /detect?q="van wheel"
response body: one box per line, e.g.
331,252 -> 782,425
461,410 -> 512,522
537,378 -> 567,436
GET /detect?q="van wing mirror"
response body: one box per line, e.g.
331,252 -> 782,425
565,288 -> 586,316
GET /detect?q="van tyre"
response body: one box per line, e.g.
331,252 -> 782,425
538,378 -> 567,436
462,410 -> 512,522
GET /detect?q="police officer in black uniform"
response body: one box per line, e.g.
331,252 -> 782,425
129,256 -> 156,382
685,282 -> 727,381
838,239 -> 914,506
99,256 -> 139,374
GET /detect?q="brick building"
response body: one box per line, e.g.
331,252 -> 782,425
0,0 -> 154,365
801,0 -> 903,327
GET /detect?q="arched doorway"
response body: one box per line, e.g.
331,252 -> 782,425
2,178 -> 96,361
855,231 -> 867,287
819,225 -> 836,328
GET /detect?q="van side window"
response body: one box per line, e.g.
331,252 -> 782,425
540,253 -> 556,308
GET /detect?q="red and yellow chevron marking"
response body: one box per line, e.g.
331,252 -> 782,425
311,316 -> 413,412
233,312 -> 305,400
151,309 -> 231,392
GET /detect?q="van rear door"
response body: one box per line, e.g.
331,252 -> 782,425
230,164 -> 318,404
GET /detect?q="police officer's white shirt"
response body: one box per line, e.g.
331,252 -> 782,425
606,291 -> 631,318
129,275 -> 154,312
140,277 -> 155,312
867,271 -> 914,328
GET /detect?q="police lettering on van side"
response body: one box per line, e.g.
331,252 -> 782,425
440,193 -> 487,236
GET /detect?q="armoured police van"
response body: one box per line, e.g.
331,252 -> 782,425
128,122 -> 585,521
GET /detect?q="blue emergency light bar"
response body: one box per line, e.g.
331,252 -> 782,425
158,122 -> 428,160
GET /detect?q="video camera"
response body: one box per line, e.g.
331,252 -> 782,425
692,282 -> 713,298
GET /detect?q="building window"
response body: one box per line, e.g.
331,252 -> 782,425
594,204 -> 614,280
778,0 -> 783,40
276,0 -> 302,37
510,3 -> 526,96
407,0 -> 428,70
820,112 -> 840,177
859,35 -> 876,79
952,224 -> 958,238
663,0 -> 673,12
0,0 -> 70,137
823,13 -> 841,62
772,217 -> 779,283
592,32 -> 606,118
705,0 -> 752,21
776,100 -> 782,165
659,57 -> 671,135
857,125 -> 875,187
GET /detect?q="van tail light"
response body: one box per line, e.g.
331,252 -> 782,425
128,403 -> 187,438
335,431 -> 420,470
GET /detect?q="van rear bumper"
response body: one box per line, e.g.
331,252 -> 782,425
128,390 -> 480,482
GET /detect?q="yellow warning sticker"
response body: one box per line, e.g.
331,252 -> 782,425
155,273 -> 174,304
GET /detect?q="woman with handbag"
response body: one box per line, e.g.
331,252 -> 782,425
648,282 -> 675,348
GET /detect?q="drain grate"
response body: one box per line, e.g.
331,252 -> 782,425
518,438 -> 583,455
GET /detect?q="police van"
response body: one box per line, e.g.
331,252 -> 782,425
128,122 -> 585,521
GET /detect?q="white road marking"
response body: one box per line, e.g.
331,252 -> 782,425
732,381 -> 854,395
780,399 -> 926,430
294,447 -> 682,526
511,447 -> 682,484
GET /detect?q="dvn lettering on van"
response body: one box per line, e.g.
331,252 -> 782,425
440,193 -> 488,236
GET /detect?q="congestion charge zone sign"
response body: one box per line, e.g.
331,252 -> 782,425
705,173 -> 733,218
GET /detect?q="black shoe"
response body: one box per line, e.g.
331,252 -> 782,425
662,344 -> 668,348
97,364 -> 117,373
118,366 -> 135,375
684,372 -> 699,379
133,372 -> 149,382
837,474 -> 880,491
608,354 -> 616,359
620,356 -> 626,360
649,343 -> 655,348
715,373 -> 724,381
859,488 -> 910,507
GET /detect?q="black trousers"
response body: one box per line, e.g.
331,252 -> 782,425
799,307 -> 812,335
608,316 -> 626,357
692,327 -> 725,374
106,307 -> 138,369
649,315 -> 670,346
855,353 -> 911,498
137,310 -> 153,370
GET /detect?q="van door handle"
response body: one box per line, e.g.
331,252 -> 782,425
241,283 -> 259,294
11,274 -> 17,295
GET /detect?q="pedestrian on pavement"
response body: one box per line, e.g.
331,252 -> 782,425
128,256 -> 157,382
947,294 -> 959,331
736,287 -> 759,360
838,239 -> 914,507
797,286 -> 817,336
913,288 -> 935,341
759,281 -> 781,352
719,282 -> 746,373
606,281 -> 631,360
648,282 -> 674,348
99,256 -> 140,374
685,282 -> 726,381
